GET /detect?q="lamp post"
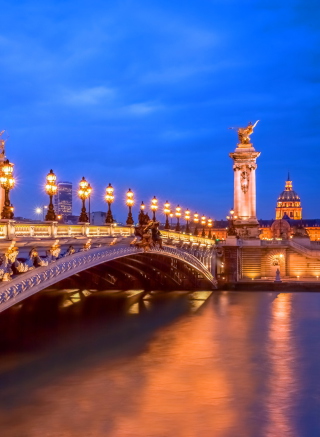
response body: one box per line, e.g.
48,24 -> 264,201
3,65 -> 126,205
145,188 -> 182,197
226,207 -> 237,236
175,205 -> 181,232
208,218 -> 213,239
126,188 -> 134,225
151,196 -> 158,220
164,201 -> 170,230
169,211 -> 173,228
0,159 -> 15,219
78,177 -> 90,223
193,212 -> 199,236
44,169 -> 57,221
138,201 -> 146,225
87,183 -> 92,224
185,208 -> 191,233
105,183 -> 114,224
201,215 -> 206,237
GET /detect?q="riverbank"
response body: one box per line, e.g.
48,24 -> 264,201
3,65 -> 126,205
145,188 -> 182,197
219,280 -> 320,291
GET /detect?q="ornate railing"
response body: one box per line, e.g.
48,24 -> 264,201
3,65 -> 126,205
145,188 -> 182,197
289,240 -> 320,258
0,244 -> 216,312
0,221 -> 215,245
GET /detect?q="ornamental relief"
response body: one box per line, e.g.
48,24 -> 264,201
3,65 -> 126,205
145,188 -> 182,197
241,170 -> 250,193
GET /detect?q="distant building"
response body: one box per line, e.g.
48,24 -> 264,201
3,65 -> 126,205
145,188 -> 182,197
54,182 -> 72,219
275,174 -> 302,220
90,211 -> 107,225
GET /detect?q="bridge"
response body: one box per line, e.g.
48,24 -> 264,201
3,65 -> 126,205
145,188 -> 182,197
0,222 -> 217,313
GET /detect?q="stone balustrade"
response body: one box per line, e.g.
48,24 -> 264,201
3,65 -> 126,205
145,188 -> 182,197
0,221 -> 215,246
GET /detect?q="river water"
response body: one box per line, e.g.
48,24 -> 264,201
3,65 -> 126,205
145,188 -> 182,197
0,290 -> 320,437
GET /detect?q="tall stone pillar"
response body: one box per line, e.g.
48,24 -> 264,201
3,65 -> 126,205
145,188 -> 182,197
229,141 -> 261,238
0,134 -> 6,215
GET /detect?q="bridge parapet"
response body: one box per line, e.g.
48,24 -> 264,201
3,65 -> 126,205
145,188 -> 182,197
0,222 -> 215,246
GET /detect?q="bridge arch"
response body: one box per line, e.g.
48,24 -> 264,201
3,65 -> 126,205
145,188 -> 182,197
0,245 -> 216,313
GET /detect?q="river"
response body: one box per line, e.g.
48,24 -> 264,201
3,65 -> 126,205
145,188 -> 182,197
0,290 -> 320,436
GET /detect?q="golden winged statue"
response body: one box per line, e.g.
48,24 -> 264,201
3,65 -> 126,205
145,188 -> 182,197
229,120 -> 259,145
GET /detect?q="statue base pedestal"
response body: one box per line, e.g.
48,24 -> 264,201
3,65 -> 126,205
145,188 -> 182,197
233,219 -> 261,239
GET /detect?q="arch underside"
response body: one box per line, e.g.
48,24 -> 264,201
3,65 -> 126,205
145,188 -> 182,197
57,252 -> 212,291
0,246 -> 216,312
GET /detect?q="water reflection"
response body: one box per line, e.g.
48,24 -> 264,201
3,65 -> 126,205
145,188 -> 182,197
265,293 -> 298,437
0,290 -> 319,436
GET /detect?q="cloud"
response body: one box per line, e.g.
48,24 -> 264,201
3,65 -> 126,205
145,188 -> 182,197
62,86 -> 115,105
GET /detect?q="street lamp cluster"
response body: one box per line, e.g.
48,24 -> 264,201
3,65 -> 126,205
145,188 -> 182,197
0,159 -> 215,237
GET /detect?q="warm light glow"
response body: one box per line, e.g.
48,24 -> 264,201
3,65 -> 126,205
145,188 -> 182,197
79,177 -> 88,189
151,196 -> 158,211
126,188 -> 134,207
201,215 -> 206,226
78,177 -> 91,200
140,201 -> 145,211
194,212 -> 199,223
208,218 -> 213,227
175,205 -> 181,218
105,183 -> 114,203
45,170 -> 57,196
2,160 -> 13,175
230,208 -> 234,216
185,209 -> 190,221
0,159 -> 15,190
164,201 -> 170,215
169,211 -> 173,218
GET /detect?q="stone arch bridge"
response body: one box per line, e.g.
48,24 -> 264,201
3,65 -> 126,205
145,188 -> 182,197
0,223 -> 217,313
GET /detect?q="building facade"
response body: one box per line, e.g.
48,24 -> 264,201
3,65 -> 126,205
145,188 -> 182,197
275,175 -> 302,220
54,181 -> 72,219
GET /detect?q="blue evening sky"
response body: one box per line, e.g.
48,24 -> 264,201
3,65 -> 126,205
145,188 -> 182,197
1,0 -> 319,221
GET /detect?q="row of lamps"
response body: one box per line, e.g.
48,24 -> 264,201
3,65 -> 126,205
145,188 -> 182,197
0,165 -> 215,238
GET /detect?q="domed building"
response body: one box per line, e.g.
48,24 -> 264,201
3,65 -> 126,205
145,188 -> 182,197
275,174 -> 302,220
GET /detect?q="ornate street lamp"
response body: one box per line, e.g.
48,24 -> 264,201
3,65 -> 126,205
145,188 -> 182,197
226,207 -> 237,236
105,183 -> 114,224
78,176 -> 90,223
138,201 -> 145,225
175,205 -> 181,232
201,215 -> 206,237
208,218 -> 213,239
0,159 -> 15,219
44,169 -> 57,221
169,211 -> 174,228
164,201 -> 170,230
150,196 -> 158,220
126,188 -> 134,225
185,208 -> 191,233
87,183 -> 92,224
193,212 -> 199,236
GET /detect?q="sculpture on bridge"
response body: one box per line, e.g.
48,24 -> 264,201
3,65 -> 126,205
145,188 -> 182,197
229,120 -> 259,145
134,219 -> 163,251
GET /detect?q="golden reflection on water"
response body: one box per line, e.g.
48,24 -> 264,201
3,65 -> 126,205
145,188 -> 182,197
0,291 -> 306,437
265,293 -> 298,437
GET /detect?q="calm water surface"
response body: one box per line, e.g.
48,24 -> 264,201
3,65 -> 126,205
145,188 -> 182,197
1,290 -> 320,437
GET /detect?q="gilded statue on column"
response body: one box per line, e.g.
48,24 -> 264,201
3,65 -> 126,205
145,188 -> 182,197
229,120 -> 259,145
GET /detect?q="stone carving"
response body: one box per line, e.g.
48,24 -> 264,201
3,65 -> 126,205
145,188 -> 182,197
134,220 -> 163,252
80,239 -> 92,251
275,268 -> 282,282
229,120 -> 259,145
271,219 -> 291,239
241,170 -> 250,193
292,224 -> 309,238
45,239 -> 61,262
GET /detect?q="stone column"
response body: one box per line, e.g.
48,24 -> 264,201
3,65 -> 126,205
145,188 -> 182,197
0,136 -> 6,215
229,143 -> 261,238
